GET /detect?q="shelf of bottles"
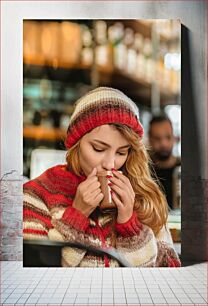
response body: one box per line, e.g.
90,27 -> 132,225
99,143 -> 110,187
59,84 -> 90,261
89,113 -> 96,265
23,19 -> 180,101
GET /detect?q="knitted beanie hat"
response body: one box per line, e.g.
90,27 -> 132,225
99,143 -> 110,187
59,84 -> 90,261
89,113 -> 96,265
65,87 -> 144,149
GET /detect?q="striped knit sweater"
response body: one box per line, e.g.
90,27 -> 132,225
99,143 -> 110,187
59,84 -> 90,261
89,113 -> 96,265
23,165 -> 181,267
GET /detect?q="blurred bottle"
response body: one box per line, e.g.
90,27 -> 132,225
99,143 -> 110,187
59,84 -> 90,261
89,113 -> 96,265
60,21 -> 82,67
169,43 -> 180,94
108,22 -> 126,70
32,110 -> 42,126
135,33 -> 146,79
143,38 -> 154,82
171,69 -> 180,94
95,21 -> 113,67
123,28 -> 137,74
23,21 -> 44,65
40,22 -> 60,65
81,25 -> 93,66
50,110 -> 62,128
171,20 -> 181,40
155,20 -> 172,40
156,42 -> 167,88
161,42 -> 171,90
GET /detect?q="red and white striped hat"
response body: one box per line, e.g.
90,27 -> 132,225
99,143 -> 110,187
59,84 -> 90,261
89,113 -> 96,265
65,87 -> 144,149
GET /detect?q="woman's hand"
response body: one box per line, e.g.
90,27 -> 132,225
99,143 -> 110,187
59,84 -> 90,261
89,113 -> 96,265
72,168 -> 104,217
109,170 -> 135,224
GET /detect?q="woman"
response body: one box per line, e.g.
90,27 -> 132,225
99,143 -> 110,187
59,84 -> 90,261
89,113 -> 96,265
23,87 -> 181,267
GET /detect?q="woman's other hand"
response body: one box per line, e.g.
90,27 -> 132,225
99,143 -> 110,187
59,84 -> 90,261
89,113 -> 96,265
109,170 -> 135,224
72,167 -> 104,217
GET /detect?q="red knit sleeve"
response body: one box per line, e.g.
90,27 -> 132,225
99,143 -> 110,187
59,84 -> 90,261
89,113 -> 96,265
115,211 -> 143,237
61,206 -> 90,232
168,257 -> 181,267
156,239 -> 181,267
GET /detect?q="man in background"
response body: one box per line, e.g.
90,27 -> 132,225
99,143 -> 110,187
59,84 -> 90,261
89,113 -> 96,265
148,114 -> 181,210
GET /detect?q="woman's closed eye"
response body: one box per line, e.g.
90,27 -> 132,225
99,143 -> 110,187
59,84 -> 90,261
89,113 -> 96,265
92,146 -> 128,156
92,146 -> 105,152
117,151 -> 128,156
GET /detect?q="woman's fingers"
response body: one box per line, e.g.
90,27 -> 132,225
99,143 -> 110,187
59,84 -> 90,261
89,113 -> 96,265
87,167 -> 97,178
89,181 -> 101,193
111,170 -> 134,191
111,191 -> 123,209
91,186 -> 102,198
82,187 -> 103,207
109,176 -> 125,189
111,170 -> 128,184
82,167 -> 98,188
94,191 -> 104,203
110,184 -> 127,203
81,176 -> 99,193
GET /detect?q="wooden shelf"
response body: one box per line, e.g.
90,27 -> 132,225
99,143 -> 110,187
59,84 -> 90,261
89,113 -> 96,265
24,57 -> 91,70
23,63 -> 179,105
98,66 -> 178,103
23,18 -> 180,106
24,125 -> 66,141
23,63 -> 92,84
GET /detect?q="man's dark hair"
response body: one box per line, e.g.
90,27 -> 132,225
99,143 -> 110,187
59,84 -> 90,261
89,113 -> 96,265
148,114 -> 173,135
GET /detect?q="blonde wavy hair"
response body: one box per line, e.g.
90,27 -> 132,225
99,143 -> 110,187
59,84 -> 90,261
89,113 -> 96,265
66,123 -> 168,235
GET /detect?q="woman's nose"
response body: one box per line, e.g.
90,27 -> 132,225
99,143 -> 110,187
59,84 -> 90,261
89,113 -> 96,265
102,156 -> 115,171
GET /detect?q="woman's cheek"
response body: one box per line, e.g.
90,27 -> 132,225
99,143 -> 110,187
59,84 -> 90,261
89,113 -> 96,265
84,150 -> 102,173
79,148 -> 93,175
117,155 -> 128,169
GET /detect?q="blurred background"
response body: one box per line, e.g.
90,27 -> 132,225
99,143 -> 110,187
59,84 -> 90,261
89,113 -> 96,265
23,19 -> 181,251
